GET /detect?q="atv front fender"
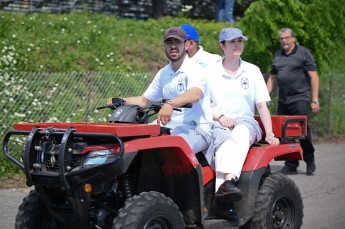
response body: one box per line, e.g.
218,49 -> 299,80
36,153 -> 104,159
123,135 -> 199,171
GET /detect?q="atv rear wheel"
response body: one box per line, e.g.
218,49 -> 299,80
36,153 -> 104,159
251,172 -> 303,229
15,190 -> 60,229
112,191 -> 184,229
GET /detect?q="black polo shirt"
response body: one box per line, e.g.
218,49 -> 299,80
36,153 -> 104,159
271,45 -> 317,104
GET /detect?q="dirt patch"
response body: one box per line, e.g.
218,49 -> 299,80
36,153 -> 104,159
0,174 -> 27,189
314,135 -> 345,144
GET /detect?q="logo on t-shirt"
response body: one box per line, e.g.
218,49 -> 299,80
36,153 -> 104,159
241,77 -> 249,89
177,78 -> 185,91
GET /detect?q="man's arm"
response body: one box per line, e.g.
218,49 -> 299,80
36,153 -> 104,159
168,87 -> 202,106
308,71 -> 319,102
308,71 -> 320,113
266,74 -> 277,94
107,95 -> 151,107
123,95 -> 152,107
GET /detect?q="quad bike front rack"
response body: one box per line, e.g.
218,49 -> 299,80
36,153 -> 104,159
3,126 -> 125,190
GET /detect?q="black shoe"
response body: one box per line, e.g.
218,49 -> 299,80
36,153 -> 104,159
280,165 -> 297,175
215,179 -> 242,202
306,160 -> 316,175
215,201 -> 239,221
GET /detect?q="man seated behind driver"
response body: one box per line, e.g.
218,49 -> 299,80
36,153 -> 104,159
107,27 -> 213,154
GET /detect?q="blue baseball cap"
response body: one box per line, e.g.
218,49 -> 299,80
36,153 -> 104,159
219,28 -> 248,43
180,24 -> 199,42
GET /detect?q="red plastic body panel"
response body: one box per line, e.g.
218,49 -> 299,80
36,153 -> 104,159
13,122 -> 160,137
255,115 -> 307,138
202,166 -> 215,185
124,135 -> 199,169
242,143 -> 303,171
201,143 -> 303,185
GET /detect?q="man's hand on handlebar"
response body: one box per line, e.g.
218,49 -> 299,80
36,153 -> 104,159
97,98 -> 126,110
106,98 -> 113,106
107,97 -> 125,106
157,103 -> 173,126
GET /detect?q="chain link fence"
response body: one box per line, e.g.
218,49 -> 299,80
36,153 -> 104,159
321,73 -> 345,136
1,71 -> 344,141
0,71 -> 154,138
267,73 -> 345,138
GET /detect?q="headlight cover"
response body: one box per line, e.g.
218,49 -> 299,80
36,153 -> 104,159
83,149 -> 120,166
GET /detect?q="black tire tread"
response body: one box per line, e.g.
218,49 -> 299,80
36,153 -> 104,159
112,191 -> 184,229
251,172 -> 303,229
15,190 -> 48,229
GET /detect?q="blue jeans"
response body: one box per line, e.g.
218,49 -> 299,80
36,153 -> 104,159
171,125 -> 212,154
216,0 -> 235,23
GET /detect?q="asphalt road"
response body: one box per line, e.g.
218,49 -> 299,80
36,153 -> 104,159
270,142 -> 345,229
1,142 -> 344,229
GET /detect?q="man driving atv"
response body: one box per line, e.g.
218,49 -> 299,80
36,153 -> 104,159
107,27 -> 213,154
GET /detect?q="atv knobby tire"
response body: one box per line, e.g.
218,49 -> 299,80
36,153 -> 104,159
112,191 -> 185,229
251,172 -> 303,229
15,190 -> 60,229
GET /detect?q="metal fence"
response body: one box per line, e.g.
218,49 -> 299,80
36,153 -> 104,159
1,71 -> 344,140
267,73 -> 345,138
0,71 -> 154,138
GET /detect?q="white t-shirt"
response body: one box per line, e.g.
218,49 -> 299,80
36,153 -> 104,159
206,59 -> 271,119
144,56 -> 213,132
191,46 -> 222,69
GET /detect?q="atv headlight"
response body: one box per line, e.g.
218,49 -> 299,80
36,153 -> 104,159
83,149 -> 119,166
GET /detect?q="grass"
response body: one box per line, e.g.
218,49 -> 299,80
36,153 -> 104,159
1,12 -> 225,73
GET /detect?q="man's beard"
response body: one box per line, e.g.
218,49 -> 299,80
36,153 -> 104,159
166,49 -> 185,62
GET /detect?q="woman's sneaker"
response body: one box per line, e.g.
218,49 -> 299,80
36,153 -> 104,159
215,179 -> 242,202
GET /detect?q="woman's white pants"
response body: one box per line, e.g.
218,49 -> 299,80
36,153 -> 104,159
215,124 -> 251,191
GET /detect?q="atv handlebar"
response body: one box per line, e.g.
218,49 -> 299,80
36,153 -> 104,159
97,98 -> 192,111
98,98 -> 193,124
97,98 -> 126,110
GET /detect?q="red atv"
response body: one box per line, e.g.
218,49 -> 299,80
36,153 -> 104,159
3,98 -> 304,229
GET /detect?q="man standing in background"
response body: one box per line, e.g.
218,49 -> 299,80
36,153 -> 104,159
180,23 -> 222,68
267,28 -> 320,176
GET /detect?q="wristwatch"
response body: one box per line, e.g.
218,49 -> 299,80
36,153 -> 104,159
165,100 -> 174,107
311,100 -> 320,105
217,114 -> 225,121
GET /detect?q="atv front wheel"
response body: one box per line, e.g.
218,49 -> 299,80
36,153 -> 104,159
112,191 -> 185,229
15,190 -> 60,229
251,172 -> 303,229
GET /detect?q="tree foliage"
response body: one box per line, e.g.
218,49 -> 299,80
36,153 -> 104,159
238,0 -> 345,75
